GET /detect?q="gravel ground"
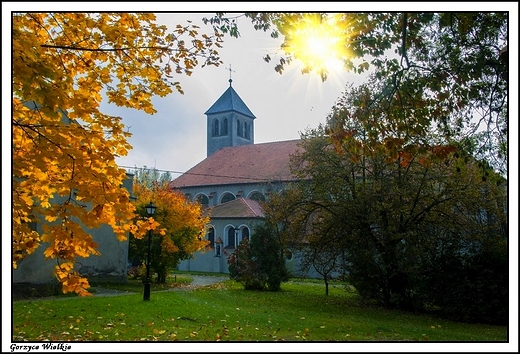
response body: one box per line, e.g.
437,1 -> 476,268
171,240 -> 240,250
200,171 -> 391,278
91,275 -> 228,297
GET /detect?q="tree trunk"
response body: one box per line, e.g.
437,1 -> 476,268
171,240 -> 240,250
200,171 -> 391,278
157,270 -> 166,283
324,278 -> 329,296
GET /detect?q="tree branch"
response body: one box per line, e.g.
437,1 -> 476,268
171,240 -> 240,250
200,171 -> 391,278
400,13 -> 410,68
40,44 -> 169,52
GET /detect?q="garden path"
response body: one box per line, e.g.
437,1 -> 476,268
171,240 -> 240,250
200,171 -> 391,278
90,274 -> 228,297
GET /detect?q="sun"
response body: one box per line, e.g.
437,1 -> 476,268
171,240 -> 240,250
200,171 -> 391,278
283,14 -> 350,79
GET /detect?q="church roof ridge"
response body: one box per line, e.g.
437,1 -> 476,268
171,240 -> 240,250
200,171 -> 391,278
209,197 -> 265,219
245,138 -> 301,145
242,198 -> 261,216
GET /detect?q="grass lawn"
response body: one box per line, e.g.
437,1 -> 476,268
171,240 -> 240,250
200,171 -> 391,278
12,276 -> 508,345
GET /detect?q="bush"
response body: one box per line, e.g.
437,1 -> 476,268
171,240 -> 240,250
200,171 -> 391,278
228,224 -> 288,291
422,242 -> 508,325
127,266 -> 141,279
345,233 -> 508,325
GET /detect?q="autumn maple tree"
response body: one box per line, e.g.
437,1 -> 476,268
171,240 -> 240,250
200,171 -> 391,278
12,13 -> 223,295
129,179 -> 209,283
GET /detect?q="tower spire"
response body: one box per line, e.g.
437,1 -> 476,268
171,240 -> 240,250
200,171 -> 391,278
205,66 -> 256,157
225,64 -> 235,86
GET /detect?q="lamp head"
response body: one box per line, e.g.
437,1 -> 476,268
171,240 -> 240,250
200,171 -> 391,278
145,202 -> 157,216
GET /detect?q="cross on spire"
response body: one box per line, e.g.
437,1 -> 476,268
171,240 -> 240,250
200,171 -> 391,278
225,64 -> 235,85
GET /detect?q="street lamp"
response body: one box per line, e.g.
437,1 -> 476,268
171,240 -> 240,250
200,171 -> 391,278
143,201 -> 157,301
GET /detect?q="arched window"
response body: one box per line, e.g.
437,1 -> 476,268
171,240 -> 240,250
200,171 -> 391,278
241,227 -> 250,242
237,119 -> 242,137
227,227 -> 236,248
220,192 -> 235,204
213,119 -> 219,136
244,122 -> 249,139
196,194 -> 209,208
248,191 -> 265,201
222,118 -> 228,135
207,227 -> 215,247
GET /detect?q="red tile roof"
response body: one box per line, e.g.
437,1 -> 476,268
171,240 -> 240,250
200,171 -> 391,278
170,140 -> 302,188
208,198 -> 265,219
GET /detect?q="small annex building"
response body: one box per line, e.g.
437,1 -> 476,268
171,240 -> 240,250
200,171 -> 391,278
170,79 -> 302,274
12,174 -> 135,287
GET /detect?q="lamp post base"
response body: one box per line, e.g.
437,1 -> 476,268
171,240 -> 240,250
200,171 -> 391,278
143,281 -> 151,301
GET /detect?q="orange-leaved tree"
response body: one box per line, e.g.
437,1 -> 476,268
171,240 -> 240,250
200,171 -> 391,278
12,13 -> 223,295
130,182 -> 210,283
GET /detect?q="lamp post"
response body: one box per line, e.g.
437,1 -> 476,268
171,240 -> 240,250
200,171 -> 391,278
143,201 -> 157,301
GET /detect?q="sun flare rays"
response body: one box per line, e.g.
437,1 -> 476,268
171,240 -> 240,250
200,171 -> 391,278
281,13 -> 353,80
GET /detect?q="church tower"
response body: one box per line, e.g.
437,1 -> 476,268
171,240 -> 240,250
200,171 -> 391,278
205,78 -> 256,156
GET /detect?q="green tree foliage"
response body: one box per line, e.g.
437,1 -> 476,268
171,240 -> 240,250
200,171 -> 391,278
266,187 -> 345,296
130,166 -> 173,189
276,125 -> 507,324
228,224 -> 288,291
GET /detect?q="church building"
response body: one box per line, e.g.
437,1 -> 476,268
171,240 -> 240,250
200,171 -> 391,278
170,78 -> 302,274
